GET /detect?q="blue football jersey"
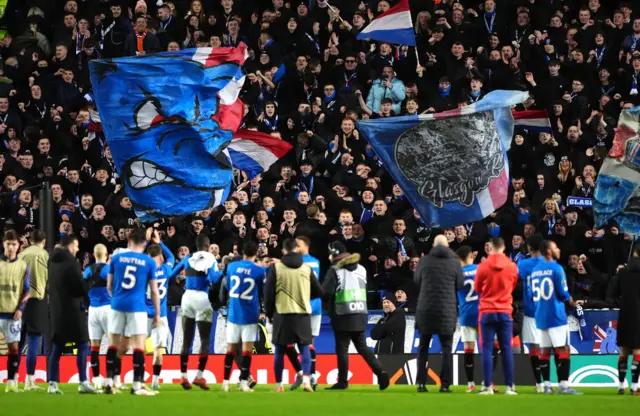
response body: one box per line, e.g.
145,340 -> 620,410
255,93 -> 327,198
225,260 -> 266,325
83,263 -> 111,307
146,243 -> 175,318
530,259 -> 571,330
108,251 -> 157,313
517,256 -> 543,318
173,253 -> 222,292
303,253 -> 322,316
457,264 -> 479,327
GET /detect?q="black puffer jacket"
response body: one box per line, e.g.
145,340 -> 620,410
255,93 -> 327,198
413,245 -> 464,335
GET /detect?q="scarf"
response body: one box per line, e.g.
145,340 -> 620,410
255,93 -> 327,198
484,11 -> 496,33
360,203 -> 373,224
160,16 -> 172,30
439,85 -> 451,97
394,235 -> 406,256
136,30 -> 148,54
323,90 -> 336,102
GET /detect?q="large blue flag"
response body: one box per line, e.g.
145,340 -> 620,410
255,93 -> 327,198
89,46 -> 247,221
357,90 -> 528,228
594,107 -> 640,234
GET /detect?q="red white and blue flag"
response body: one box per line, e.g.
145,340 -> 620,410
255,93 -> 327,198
356,0 -> 415,46
228,129 -> 293,179
356,90 -> 529,228
512,110 -> 553,133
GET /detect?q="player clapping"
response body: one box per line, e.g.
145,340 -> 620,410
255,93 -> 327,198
219,242 -> 267,392
530,240 -> 581,395
105,228 -> 161,395
145,228 -> 175,390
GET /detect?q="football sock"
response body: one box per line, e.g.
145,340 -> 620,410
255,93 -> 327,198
26,334 -> 41,376
631,355 -> 640,388
133,349 -> 145,385
464,349 -> 475,383
529,350 -> 541,384
224,352 -> 234,381
618,356 -> 628,389
539,353 -> 551,386
274,345 -> 285,384
181,317 -> 196,376
180,353 -> 189,376
106,346 -> 117,379
310,345 -> 317,376
197,354 -> 208,378
240,351 -> 252,381
555,349 -> 570,387
114,356 -> 122,378
285,344 -> 302,373
91,346 -> 101,378
7,347 -> 19,382
300,344 -> 311,375
76,342 -> 89,383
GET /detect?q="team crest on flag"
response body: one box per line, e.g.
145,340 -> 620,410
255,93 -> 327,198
357,90 -> 528,228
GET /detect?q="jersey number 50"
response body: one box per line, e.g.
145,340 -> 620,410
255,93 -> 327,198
229,275 -> 255,301
532,277 -> 554,301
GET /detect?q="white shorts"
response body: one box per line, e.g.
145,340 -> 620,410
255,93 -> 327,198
540,325 -> 569,348
460,326 -> 478,343
108,310 -> 148,337
522,316 -> 541,345
226,323 -> 258,344
147,317 -> 169,348
89,305 -> 111,341
0,318 -> 21,344
181,290 -> 213,322
311,315 -> 321,337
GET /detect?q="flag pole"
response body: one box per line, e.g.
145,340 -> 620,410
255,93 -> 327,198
323,0 -> 345,22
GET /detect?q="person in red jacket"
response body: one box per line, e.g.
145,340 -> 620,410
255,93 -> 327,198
474,237 -> 518,395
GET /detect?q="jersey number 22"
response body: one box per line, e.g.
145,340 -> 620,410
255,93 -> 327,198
230,276 -> 255,301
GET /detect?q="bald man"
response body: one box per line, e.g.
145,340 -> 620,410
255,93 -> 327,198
413,235 -> 464,392
83,244 -> 111,390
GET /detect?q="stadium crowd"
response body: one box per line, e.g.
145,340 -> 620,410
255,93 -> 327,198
0,0 -> 636,314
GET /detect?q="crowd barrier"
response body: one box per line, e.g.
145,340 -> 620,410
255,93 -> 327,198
0,354 -> 629,387
0,309 -> 621,356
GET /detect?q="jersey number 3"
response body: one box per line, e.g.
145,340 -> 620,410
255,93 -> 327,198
122,265 -> 137,289
230,276 -> 255,301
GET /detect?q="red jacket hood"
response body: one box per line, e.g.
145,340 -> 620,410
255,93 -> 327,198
484,253 -> 511,270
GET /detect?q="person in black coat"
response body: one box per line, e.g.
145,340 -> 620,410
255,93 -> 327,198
371,293 -> 405,354
47,234 -> 96,393
413,235 -> 464,393
611,249 -> 640,394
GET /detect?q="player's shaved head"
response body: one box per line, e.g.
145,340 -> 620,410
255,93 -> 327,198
433,234 -> 449,247
94,243 -> 108,261
196,233 -> 210,251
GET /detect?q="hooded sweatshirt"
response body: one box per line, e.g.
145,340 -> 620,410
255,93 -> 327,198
475,253 -> 518,315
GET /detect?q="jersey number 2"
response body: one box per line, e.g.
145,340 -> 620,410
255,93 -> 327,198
122,265 -> 137,290
464,279 -> 478,302
230,276 -> 255,300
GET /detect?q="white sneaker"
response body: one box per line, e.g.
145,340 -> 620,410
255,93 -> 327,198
47,385 -> 64,395
151,381 -> 161,390
131,387 -> 157,396
505,385 -> 518,395
24,381 -> 43,391
78,382 -> 99,394
535,383 -> 545,394
221,382 -> 230,392
92,376 -> 104,391
478,386 -> 494,395
6,380 -> 22,393
239,383 -> 254,393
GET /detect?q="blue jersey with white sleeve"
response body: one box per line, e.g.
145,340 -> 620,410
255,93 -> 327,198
83,263 -> 111,307
517,256 -> 543,318
175,252 -> 222,292
108,251 -> 157,313
530,259 -> 571,330
146,243 -> 174,318
225,260 -> 266,325
457,264 -> 479,327
303,253 -> 322,316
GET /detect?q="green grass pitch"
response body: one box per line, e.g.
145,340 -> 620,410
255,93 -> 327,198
2,385 -> 638,416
